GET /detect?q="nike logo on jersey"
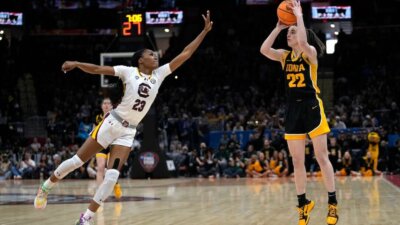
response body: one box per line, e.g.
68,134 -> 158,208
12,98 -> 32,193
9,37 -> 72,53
312,105 -> 318,110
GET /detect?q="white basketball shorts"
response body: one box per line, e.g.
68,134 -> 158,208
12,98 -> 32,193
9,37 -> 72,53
90,113 -> 136,148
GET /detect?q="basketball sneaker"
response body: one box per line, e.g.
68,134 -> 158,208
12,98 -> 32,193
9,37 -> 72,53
297,200 -> 315,225
114,183 -> 122,199
327,204 -> 339,225
34,184 -> 50,209
75,213 -> 93,225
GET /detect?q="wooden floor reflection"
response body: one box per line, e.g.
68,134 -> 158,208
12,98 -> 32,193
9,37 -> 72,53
0,176 -> 399,225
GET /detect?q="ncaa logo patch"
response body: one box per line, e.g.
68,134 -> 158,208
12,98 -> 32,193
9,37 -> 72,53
139,151 -> 159,173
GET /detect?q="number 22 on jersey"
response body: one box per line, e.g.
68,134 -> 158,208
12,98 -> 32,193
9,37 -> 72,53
287,73 -> 305,88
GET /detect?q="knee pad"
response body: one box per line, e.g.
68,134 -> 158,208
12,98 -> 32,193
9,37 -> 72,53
54,155 -> 84,179
93,169 -> 120,205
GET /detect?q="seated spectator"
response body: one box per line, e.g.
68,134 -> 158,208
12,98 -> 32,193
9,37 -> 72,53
360,151 -> 382,176
187,149 -> 198,177
36,154 -> 53,179
271,151 -> 289,177
243,144 -> 256,161
214,143 -> 230,176
19,152 -> 36,179
30,137 -> 41,152
43,138 -> 54,150
269,150 -> 279,170
246,153 -> 269,178
336,151 -> 359,176
224,155 -> 245,178
333,116 -> 347,129
261,139 -> 276,160
170,135 -> 182,153
196,148 -> 217,178
176,145 -> 190,177
0,153 -> 12,180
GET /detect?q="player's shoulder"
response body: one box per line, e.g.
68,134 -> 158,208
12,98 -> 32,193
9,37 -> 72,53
115,65 -> 136,73
153,63 -> 171,75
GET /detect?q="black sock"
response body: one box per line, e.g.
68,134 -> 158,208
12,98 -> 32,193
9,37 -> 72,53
328,191 -> 337,205
297,193 -> 308,207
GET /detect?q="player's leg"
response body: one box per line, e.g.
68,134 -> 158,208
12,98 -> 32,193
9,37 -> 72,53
287,139 -> 314,225
95,150 -> 108,185
111,150 -> 123,199
311,134 -> 335,192
311,134 -> 338,225
77,145 -> 130,225
34,138 -> 103,209
35,115 -> 114,209
306,96 -> 338,225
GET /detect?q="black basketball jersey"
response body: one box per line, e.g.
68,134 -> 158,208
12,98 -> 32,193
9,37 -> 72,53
282,51 -> 320,101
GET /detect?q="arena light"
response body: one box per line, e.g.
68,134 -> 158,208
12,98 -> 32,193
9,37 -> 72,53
326,39 -> 338,54
0,37 -> 2,41
330,23 -> 335,28
334,31 -> 339,35
164,28 -> 170,33
0,30 -> 4,34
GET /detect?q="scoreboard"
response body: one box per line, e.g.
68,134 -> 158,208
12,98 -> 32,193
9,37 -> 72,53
121,13 -> 144,36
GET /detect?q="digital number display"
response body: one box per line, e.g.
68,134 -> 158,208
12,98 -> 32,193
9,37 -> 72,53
121,13 -> 143,36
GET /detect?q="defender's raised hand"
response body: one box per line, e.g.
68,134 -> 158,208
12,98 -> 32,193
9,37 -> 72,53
202,10 -> 213,33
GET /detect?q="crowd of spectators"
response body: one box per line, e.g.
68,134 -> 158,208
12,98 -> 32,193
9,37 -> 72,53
1,1 -> 400,180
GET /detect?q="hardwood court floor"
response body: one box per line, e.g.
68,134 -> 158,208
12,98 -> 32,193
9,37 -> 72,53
0,176 -> 399,225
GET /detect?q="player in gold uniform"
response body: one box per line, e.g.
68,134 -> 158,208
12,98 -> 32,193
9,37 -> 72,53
260,1 -> 338,224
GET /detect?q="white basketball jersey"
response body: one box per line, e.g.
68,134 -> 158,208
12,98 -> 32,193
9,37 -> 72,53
113,63 -> 171,126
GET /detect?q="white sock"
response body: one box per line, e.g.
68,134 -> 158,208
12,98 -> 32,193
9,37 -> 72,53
42,179 -> 56,191
83,209 -> 95,219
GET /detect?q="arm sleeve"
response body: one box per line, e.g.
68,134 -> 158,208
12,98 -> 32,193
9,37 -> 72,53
154,63 -> 172,82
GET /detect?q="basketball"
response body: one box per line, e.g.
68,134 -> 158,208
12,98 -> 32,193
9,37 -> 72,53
277,1 -> 297,26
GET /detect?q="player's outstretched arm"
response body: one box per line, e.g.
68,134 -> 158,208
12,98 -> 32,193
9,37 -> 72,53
289,0 -> 317,63
61,61 -> 115,76
260,21 -> 287,62
169,10 -> 213,72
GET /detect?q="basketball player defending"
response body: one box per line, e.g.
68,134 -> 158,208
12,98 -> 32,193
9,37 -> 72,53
260,1 -> 338,225
34,10 -> 213,225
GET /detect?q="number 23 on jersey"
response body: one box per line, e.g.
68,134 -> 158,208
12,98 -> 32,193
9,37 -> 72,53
132,99 -> 146,112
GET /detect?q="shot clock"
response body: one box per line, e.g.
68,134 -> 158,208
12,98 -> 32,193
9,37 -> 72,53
121,12 -> 144,36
